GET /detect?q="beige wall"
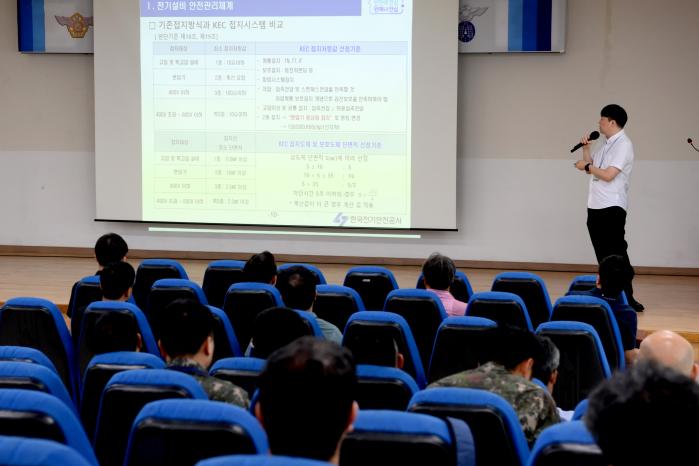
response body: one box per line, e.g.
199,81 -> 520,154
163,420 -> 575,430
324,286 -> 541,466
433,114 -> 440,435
1,0 -> 698,267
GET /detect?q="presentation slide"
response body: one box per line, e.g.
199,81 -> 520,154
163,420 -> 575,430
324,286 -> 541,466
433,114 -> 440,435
139,0 -> 412,228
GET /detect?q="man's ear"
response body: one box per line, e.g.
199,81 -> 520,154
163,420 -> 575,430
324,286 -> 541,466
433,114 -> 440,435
135,333 -> 143,352
396,352 -> 405,370
201,335 -> 214,356
254,402 -> 264,427
158,340 -> 169,361
345,401 -> 359,434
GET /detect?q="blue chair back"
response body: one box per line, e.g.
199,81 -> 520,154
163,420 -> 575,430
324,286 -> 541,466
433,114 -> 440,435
343,311 -> 426,388
551,295 -> 626,371
0,361 -> 75,415
527,421 -> 604,466
536,321 -> 611,411
0,435 -> 93,466
93,369 -> 207,466
132,259 -> 188,312
417,270 -> 474,303
0,346 -> 59,375
80,352 -> 165,444
125,399 -> 268,466
356,365 -> 419,411
384,289 -> 448,370
0,389 -> 98,465
207,305 -> 244,360
467,291 -> 533,331
210,357 -> 266,398
491,272 -> 552,329
572,399 -> 589,421
0,298 -> 78,401
428,316 -> 498,383
343,266 -> 399,311
67,275 -> 102,335
293,309 -> 325,338
341,410 -> 475,466
146,278 -> 208,338
202,260 -> 247,309
223,282 -> 284,350
197,455 -> 332,466
409,387 -> 530,466
314,284 -> 365,333
278,263 -> 327,284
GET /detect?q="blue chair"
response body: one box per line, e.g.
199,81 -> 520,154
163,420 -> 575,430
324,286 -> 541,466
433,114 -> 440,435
314,284 -> 365,333
572,399 -> 589,421
536,322 -> 611,411
77,301 -> 159,378
384,289 -> 448,370
343,311 -> 426,388
428,316 -> 498,383
527,421 -> 604,466
0,436 -> 93,466
67,275 -> 102,334
93,369 -> 207,466
223,282 -> 284,351
417,270 -> 474,303
356,365 -> 419,411
202,260 -> 247,309
409,388 -> 530,466
0,298 -> 78,401
197,455 -> 331,466
80,352 -> 165,444
0,346 -> 59,375
210,357 -> 266,398
567,275 -> 629,305
551,295 -> 626,371
343,266 -> 399,311
132,259 -> 188,312
467,291 -> 533,331
340,410 -> 475,466
293,309 -> 325,338
124,399 -> 268,466
491,272 -> 553,329
0,361 -> 75,415
0,389 -> 98,465
278,263 -> 328,284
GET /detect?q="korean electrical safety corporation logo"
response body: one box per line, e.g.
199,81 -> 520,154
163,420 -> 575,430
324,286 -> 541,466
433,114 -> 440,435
458,4 -> 488,43
55,12 -> 93,39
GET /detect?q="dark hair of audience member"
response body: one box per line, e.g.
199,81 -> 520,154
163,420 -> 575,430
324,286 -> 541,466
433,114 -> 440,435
532,335 -> 560,384
94,233 -> 128,267
349,334 -> 400,367
99,261 -> 136,300
490,325 -> 543,371
258,337 -> 357,461
276,265 -> 316,310
158,299 -> 214,357
88,312 -> 140,354
598,254 -> 634,298
586,361 -> 699,466
422,252 -> 456,290
244,251 -> 277,284
600,104 -> 628,128
251,307 -> 312,359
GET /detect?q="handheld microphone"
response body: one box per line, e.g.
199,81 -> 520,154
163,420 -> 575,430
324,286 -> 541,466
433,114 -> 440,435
570,131 -> 600,153
689,138 -> 699,152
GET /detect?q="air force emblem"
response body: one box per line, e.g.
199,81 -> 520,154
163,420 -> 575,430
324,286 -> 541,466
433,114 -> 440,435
458,5 -> 488,43
55,13 -> 93,39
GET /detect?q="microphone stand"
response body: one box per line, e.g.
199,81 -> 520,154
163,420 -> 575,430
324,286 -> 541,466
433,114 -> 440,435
689,138 -> 699,152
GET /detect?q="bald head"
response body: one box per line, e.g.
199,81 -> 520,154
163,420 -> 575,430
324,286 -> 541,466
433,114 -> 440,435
639,330 -> 696,377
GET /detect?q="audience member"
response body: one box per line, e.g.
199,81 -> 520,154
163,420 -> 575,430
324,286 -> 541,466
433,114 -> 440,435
158,298 -> 249,408
244,251 -> 277,284
88,311 -> 142,354
348,334 -> 405,369
569,254 -> 638,362
586,361 -> 699,466
429,325 -> 560,444
100,261 -> 135,301
276,265 -> 342,344
532,335 -> 574,421
94,233 -> 129,271
250,307 -> 312,359
256,337 -> 358,464
422,252 -> 467,317
638,329 -> 699,379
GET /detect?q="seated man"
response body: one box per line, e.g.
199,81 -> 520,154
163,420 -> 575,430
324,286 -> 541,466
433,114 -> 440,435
250,306 -> 312,359
243,250 -> 277,284
276,265 -> 342,344
422,252 -> 467,317
94,233 -> 129,271
256,337 -> 358,464
532,335 -> 574,421
638,329 -> 699,379
586,361 -> 699,466
158,298 -> 249,408
348,334 -> 405,370
429,325 -> 560,445
569,254 -> 638,362
88,311 -> 142,354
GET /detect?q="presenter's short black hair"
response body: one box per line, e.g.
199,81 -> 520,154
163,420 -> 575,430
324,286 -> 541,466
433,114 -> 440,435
601,104 -> 628,128
422,252 -> 456,290
94,233 -> 128,266
100,261 -> 136,300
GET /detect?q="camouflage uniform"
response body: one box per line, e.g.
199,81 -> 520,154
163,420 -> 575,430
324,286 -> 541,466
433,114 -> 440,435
428,361 -> 560,445
168,357 -> 249,408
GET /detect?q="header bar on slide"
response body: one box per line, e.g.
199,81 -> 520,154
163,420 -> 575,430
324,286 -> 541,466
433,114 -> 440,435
141,0 -> 362,17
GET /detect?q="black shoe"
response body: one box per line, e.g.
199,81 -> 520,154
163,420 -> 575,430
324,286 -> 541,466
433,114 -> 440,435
630,300 -> 645,312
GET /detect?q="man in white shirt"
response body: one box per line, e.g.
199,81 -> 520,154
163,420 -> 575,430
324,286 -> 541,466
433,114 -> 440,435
574,104 -> 643,312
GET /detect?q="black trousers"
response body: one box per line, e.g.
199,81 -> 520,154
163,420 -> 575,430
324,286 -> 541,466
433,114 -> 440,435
586,206 -> 636,300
